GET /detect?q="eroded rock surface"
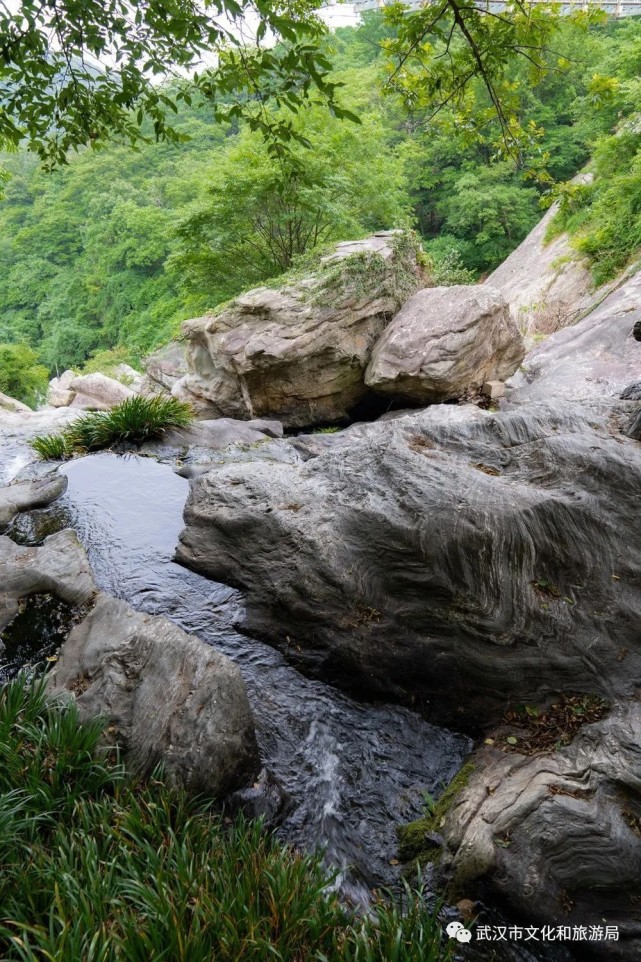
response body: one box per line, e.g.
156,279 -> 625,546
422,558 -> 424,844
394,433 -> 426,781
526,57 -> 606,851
177,400 -> 641,728
486,181 -> 606,342
69,372 -> 134,409
0,472 -> 68,533
365,285 -> 524,401
48,593 -> 260,795
508,268 -> 641,403
439,701 -> 641,960
173,231 -> 425,427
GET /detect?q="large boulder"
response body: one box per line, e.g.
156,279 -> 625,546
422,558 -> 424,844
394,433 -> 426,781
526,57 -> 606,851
509,267 -> 641,403
438,701 -> 641,960
69,372 -> 134,410
47,370 -> 76,407
112,363 -> 145,394
0,530 -> 259,797
173,231 -> 425,427
365,285 -> 524,402
176,400 -> 641,729
48,593 -> 260,795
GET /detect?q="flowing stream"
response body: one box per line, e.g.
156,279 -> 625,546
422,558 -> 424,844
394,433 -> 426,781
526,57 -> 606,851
52,452 -> 471,898
1,433 -> 577,959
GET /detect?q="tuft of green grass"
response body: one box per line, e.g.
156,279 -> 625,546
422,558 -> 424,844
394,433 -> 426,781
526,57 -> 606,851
0,676 -> 452,962
29,433 -> 70,460
30,395 -> 193,460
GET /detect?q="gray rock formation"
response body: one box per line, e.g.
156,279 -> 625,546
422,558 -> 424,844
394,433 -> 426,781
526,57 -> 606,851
140,416 -> 284,461
440,701 -> 641,960
0,391 -> 32,414
0,529 -> 97,629
112,363 -> 144,393
508,267 -> 641,403
1,530 -> 259,797
176,400 -> 641,728
142,340 -> 189,394
624,407 -> 641,440
0,472 -> 68,534
486,178 -> 607,342
48,593 -> 260,795
365,285 -> 524,402
173,231 -> 425,428
69,372 -> 134,409
47,370 -> 76,407
621,381 -> 641,401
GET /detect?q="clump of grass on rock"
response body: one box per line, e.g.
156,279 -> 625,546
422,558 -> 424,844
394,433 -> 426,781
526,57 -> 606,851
0,676 -> 452,962
31,395 -> 193,460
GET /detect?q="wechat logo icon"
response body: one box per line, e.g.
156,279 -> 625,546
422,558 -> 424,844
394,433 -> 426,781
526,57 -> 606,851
446,921 -> 472,943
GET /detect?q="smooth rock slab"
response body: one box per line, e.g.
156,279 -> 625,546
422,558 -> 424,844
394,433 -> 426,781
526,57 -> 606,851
177,400 -> 641,728
0,391 -> 31,414
48,593 -> 260,795
509,266 -> 641,403
440,701 -> 641,960
365,285 -> 524,402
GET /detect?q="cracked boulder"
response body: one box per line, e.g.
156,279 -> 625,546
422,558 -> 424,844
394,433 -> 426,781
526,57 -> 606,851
172,231 -> 425,427
438,700 -> 641,960
177,400 -> 641,728
48,593 -> 260,796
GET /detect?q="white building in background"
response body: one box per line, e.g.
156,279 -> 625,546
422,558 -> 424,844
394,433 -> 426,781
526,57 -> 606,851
320,0 -> 641,18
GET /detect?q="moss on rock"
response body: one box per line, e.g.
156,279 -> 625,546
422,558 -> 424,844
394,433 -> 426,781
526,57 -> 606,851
398,762 -> 475,863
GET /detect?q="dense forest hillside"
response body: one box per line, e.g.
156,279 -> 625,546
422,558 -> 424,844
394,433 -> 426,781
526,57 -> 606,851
1,14 -> 640,403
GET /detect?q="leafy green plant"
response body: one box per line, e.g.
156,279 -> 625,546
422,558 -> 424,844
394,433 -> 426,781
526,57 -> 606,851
0,676 -> 453,962
29,433 -> 70,460
30,395 -> 193,459
0,343 -> 48,408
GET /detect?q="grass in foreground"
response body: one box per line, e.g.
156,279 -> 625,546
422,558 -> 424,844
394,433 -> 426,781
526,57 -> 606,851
30,395 -> 193,460
0,676 -> 452,962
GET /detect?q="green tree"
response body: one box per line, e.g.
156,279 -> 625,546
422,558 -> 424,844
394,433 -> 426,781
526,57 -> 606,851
0,343 -> 48,407
173,109 -> 413,300
0,0 -> 338,167
436,164 -> 539,272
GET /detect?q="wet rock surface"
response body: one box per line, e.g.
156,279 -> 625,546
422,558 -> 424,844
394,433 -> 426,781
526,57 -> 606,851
0,529 -> 97,629
177,399 -> 641,729
0,471 -> 68,532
